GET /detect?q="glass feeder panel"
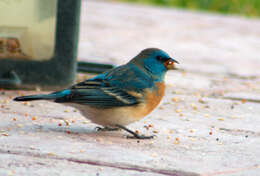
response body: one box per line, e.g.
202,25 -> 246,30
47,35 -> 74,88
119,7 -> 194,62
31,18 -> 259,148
0,0 -> 57,61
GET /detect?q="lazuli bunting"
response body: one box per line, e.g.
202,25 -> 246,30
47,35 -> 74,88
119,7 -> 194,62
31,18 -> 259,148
14,48 -> 179,139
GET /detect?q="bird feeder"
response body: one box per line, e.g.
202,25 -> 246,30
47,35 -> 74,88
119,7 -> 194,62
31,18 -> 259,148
0,0 -> 81,89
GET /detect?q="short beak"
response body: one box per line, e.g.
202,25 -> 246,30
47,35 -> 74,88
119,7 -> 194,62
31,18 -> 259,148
165,57 -> 179,70
170,57 -> 179,64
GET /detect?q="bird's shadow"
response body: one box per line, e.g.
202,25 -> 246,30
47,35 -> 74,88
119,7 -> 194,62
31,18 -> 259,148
22,123 -> 124,139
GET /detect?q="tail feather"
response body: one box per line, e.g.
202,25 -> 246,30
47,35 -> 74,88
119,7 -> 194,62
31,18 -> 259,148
14,94 -> 55,101
13,89 -> 71,102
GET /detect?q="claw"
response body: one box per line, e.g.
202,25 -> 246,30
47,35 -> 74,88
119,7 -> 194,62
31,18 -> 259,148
115,124 -> 154,140
95,126 -> 119,131
126,134 -> 156,139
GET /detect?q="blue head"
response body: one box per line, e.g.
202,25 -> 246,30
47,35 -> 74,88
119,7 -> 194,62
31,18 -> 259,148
129,48 -> 179,81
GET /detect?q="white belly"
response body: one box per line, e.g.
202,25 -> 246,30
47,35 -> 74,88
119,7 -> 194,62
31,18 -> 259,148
67,103 -> 142,127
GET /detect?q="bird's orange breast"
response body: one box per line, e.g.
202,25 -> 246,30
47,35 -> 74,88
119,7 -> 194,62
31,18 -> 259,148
130,82 -> 165,120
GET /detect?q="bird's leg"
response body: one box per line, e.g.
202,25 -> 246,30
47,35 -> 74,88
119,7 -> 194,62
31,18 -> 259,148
95,126 -> 120,131
115,124 -> 155,139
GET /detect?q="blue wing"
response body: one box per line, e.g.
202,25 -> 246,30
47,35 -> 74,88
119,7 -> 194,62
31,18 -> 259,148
55,64 -> 154,108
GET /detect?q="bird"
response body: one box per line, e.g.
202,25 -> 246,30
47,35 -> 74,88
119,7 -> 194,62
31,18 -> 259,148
14,48 -> 179,139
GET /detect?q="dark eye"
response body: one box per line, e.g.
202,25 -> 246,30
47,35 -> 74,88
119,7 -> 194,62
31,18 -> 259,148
156,56 -> 164,61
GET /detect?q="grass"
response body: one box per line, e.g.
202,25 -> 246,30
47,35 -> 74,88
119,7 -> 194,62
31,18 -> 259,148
119,0 -> 260,17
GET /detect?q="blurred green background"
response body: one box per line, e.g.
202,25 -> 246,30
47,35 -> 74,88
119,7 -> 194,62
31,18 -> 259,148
119,0 -> 260,17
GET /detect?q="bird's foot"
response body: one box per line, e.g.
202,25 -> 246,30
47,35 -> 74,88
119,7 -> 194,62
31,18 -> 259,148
126,134 -> 155,139
115,124 -> 155,140
95,126 -> 120,132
